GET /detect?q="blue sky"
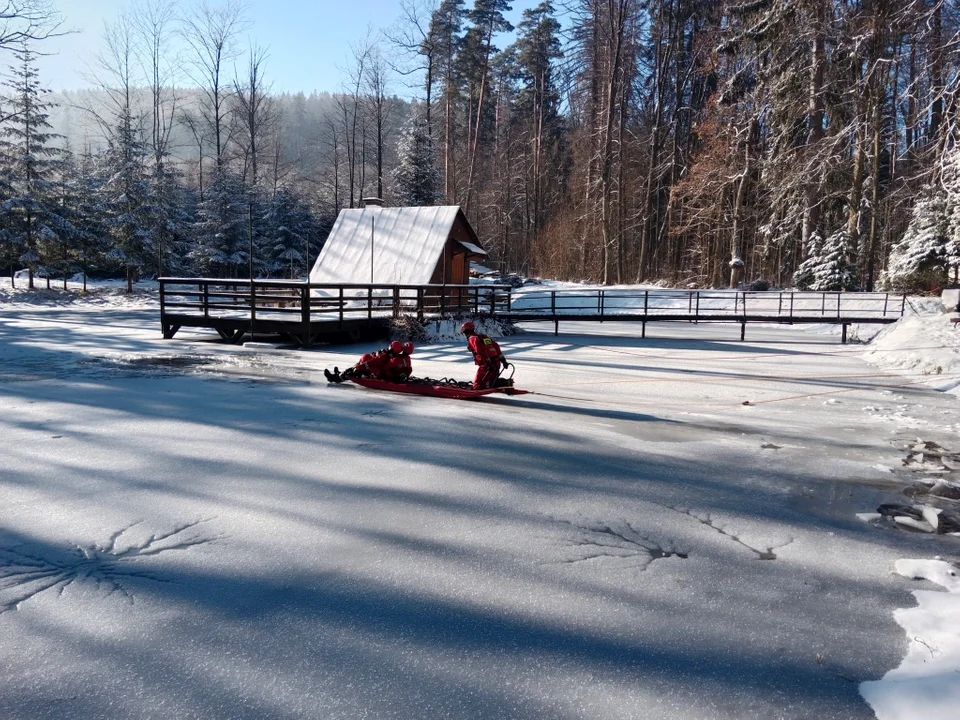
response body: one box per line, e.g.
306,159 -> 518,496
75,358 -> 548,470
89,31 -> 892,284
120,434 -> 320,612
32,0 -> 544,96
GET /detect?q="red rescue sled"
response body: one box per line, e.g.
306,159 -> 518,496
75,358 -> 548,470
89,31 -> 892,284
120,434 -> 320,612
348,376 -> 529,400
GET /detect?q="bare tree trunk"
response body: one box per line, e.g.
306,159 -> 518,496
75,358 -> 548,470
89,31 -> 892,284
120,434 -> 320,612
464,24 -> 495,215
802,0 -> 826,251
600,0 -> 628,286
729,121 -> 754,288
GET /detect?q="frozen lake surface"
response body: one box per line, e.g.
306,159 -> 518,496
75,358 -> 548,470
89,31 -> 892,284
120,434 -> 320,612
1,294 -> 958,719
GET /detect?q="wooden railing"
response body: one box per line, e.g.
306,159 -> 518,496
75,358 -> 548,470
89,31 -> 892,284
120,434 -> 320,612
158,278 -> 512,344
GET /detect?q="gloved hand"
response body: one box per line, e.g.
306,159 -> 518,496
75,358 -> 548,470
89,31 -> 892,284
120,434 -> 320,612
501,358 -> 510,369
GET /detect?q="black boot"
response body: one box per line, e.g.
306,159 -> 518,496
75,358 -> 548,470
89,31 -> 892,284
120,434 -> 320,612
324,368 -> 337,383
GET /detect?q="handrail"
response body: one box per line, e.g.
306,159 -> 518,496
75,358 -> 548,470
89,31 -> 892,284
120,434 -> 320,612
159,280 -> 905,325
158,279 -> 907,346
159,279 -> 514,327
502,288 -> 904,319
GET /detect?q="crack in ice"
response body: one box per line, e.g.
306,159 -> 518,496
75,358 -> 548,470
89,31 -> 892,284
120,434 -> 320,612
668,507 -> 793,560
0,519 -> 219,613
556,519 -> 688,571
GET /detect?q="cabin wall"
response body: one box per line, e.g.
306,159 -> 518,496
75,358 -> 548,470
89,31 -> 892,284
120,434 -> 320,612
427,215 -> 481,285
428,238 -> 470,285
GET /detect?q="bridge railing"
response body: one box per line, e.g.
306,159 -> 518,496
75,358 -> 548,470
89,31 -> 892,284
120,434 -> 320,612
507,288 -> 906,320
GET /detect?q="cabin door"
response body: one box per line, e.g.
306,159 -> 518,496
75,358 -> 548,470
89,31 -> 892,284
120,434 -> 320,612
451,253 -> 465,284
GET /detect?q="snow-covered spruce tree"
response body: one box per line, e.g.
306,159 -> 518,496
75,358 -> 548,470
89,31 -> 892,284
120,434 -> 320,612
60,147 -> 105,292
882,184 -> 952,292
190,170 -> 248,277
793,229 -> 859,291
392,113 -> 441,206
262,187 -> 317,278
943,146 -> 960,287
98,102 -> 153,292
0,128 -> 17,285
46,145 -> 88,288
143,162 -> 193,279
0,42 -> 66,289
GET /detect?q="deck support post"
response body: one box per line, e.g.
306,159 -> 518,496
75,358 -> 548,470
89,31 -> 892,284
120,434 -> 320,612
249,281 -> 256,340
300,285 -> 311,347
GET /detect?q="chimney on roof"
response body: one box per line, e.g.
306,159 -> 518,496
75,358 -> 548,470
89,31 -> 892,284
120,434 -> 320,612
362,197 -> 384,208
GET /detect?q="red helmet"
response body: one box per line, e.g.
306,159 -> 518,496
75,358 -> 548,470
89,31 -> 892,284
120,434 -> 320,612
403,342 -> 414,354
460,321 -> 475,334
390,340 -> 403,354
360,353 -> 374,364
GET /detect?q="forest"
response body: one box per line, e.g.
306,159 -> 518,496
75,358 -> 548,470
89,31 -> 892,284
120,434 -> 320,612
2,0 -> 960,293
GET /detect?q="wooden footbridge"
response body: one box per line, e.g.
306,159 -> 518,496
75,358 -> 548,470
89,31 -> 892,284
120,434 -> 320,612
158,278 -> 907,347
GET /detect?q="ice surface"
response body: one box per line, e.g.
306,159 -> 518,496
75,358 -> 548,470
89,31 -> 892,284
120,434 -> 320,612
1,280 -> 959,719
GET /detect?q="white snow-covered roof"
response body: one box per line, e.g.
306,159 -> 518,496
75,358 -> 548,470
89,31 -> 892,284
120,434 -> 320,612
310,205 -> 481,286
456,240 -> 487,256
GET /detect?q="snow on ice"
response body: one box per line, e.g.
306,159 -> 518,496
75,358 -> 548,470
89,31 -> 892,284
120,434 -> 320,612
1,279 -> 959,719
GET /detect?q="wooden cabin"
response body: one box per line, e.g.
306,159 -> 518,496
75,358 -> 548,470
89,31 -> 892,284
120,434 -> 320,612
309,200 -> 487,291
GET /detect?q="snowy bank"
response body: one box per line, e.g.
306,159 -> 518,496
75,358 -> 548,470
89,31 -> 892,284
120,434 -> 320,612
860,559 -> 960,720
861,298 -> 960,395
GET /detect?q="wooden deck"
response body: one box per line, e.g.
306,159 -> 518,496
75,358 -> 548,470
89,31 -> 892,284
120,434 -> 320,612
158,278 -> 511,346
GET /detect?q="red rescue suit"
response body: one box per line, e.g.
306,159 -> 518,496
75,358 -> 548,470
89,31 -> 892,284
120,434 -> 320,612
467,333 -> 506,389
357,351 -> 389,379
383,352 -> 412,382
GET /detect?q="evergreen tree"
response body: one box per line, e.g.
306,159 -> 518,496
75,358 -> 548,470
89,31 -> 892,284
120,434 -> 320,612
884,184 -> 953,292
510,1 -> 564,261
393,113 -> 441,206
427,0 -> 466,199
0,42 -> 65,289
190,169 -> 248,277
457,0 -> 513,210
63,147 -> 107,291
262,187 -> 317,278
0,118 -> 17,285
47,145 -> 87,288
794,229 -> 859,291
143,162 -> 193,279
98,102 -> 152,292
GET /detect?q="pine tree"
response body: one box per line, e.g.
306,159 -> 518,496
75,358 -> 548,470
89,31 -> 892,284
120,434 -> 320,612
99,103 -> 152,292
393,113 -> 441,206
427,0 -> 466,199
886,134 -> 960,291
794,229 -> 859,291
942,145 -> 960,287
0,42 -> 65,289
190,169 -> 247,277
63,147 -> 106,292
262,187 -> 317,278
458,0 -> 513,211
143,162 -> 192,279
47,145 -> 87,288
510,1 -> 564,263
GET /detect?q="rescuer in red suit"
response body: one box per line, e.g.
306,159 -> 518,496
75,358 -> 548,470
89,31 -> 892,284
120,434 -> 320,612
382,341 -> 412,382
460,321 -> 509,389
324,341 -> 411,383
